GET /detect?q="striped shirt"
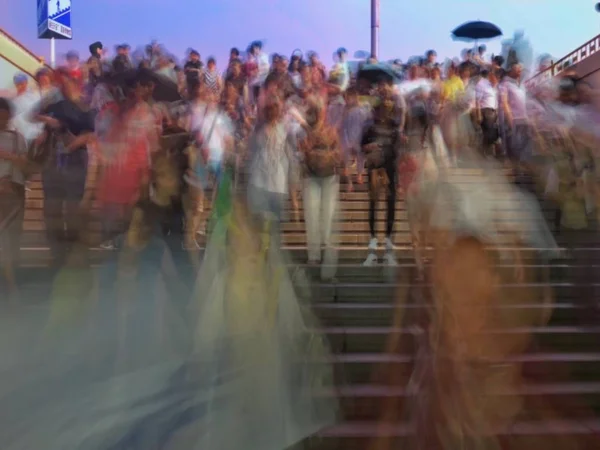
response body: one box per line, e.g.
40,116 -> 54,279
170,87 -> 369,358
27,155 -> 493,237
203,69 -> 221,94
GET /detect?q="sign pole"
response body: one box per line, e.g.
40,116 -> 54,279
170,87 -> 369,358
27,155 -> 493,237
50,37 -> 56,68
371,0 -> 380,60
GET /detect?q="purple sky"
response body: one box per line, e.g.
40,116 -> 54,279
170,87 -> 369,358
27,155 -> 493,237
3,0 -> 600,69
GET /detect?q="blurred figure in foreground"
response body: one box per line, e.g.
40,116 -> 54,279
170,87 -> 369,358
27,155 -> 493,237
186,161 -> 338,449
0,98 -> 31,296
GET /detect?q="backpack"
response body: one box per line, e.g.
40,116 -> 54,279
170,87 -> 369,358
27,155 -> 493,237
302,127 -> 338,177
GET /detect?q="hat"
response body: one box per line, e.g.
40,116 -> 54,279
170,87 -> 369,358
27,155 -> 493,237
66,50 -> 79,60
13,73 -> 28,85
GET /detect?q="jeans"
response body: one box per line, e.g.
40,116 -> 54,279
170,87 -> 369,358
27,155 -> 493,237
302,175 -> 339,267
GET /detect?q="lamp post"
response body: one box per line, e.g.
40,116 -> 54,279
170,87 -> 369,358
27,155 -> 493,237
371,0 -> 380,60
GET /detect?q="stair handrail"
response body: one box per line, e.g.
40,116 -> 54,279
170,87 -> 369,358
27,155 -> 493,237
525,33 -> 600,88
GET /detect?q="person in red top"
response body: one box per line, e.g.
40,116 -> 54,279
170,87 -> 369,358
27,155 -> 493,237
95,71 -> 158,249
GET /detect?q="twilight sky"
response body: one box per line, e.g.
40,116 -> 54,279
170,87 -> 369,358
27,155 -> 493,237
2,0 -> 600,69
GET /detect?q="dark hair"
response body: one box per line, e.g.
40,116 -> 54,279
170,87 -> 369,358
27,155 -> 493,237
426,50 -> 436,58
478,45 -> 486,53
289,56 -> 302,72
89,41 -> 103,56
458,61 -> 474,76
0,97 -> 13,116
230,47 -> 239,57
207,57 -> 216,65
493,55 -> 504,66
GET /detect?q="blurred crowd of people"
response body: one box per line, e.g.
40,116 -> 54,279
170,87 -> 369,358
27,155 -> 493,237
0,33 -> 600,449
1,37 -> 598,286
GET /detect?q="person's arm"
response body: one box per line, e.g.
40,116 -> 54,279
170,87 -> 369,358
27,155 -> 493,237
285,130 -> 300,214
65,132 -> 95,152
396,94 -> 407,135
242,84 -> 250,108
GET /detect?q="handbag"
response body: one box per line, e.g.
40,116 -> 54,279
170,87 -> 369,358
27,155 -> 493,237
364,144 -> 386,169
303,128 -> 338,177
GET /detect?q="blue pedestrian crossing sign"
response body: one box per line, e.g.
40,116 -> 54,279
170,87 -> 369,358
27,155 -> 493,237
38,0 -> 72,40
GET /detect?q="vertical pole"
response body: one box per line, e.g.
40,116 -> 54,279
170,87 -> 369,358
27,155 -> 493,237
371,0 -> 380,60
50,37 -> 56,68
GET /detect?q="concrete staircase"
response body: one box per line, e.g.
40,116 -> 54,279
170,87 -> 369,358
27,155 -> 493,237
8,168 -> 600,449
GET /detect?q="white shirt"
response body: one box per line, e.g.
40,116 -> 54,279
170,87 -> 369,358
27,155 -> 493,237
475,78 -> 498,110
10,91 -> 44,144
499,77 -> 528,122
190,103 -> 233,164
248,123 -> 293,194
0,129 -> 28,185
249,52 -> 270,87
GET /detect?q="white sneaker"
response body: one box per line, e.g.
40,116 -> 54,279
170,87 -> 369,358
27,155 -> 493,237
363,253 -> 378,267
100,241 -> 116,250
368,237 -> 378,251
383,251 -> 398,266
384,236 -> 394,252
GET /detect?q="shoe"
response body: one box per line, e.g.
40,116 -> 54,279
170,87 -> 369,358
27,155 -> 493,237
383,251 -> 398,266
384,236 -> 394,252
363,253 -> 378,266
368,237 -> 378,251
100,241 -> 116,250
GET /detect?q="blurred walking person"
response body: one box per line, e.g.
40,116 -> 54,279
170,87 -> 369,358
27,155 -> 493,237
299,100 -> 341,280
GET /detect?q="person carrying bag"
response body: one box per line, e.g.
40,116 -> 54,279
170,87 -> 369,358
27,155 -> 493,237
299,102 -> 341,278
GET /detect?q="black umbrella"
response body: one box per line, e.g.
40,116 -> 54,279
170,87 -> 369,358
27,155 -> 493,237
452,21 -> 502,41
113,68 -> 181,103
357,63 -> 397,84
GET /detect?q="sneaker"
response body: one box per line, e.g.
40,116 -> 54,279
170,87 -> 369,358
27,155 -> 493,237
384,236 -> 394,252
368,237 -> 378,251
363,253 -> 378,267
100,241 -> 116,250
383,251 -> 398,266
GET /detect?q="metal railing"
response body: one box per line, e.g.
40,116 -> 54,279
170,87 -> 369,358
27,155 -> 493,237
525,33 -> 600,88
